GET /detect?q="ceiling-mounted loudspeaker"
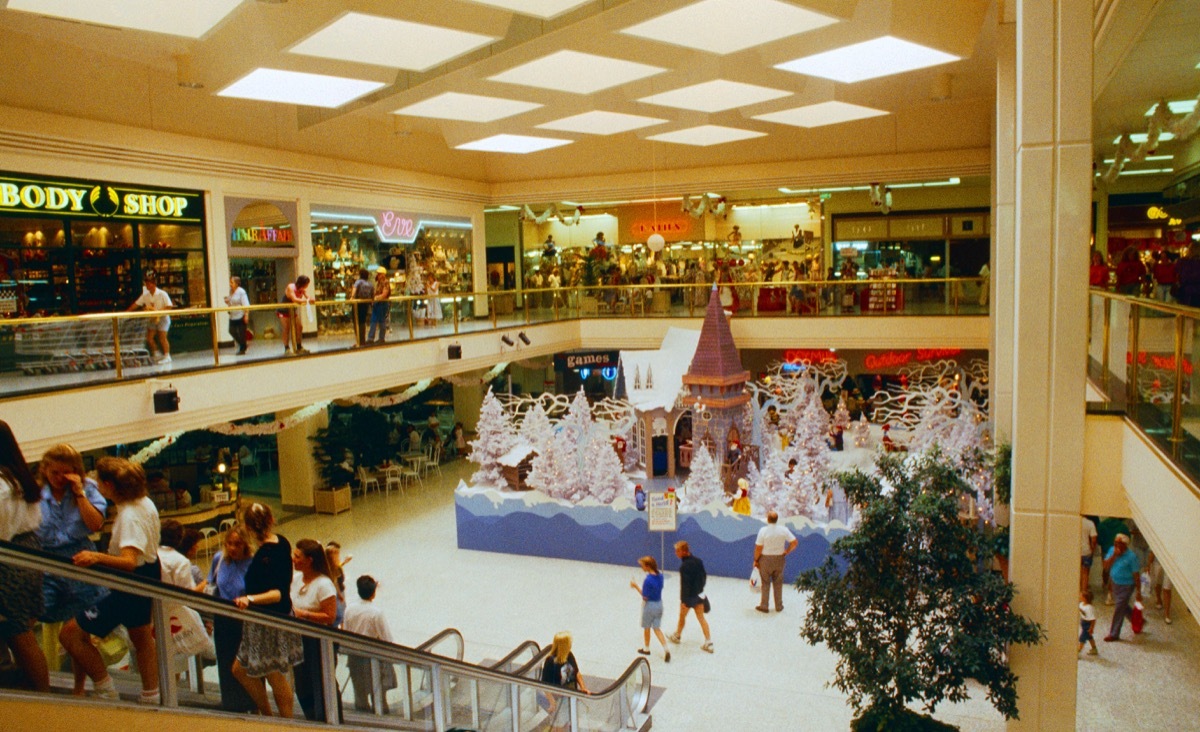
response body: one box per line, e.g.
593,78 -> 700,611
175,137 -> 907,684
501,335 -> 515,347
448,343 -> 462,360
154,388 -> 180,414
518,332 -> 531,346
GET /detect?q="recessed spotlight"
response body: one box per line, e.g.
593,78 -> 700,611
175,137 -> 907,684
217,68 -> 386,108
621,0 -> 837,55
776,36 -> 960,83
647,125 -> 766,147
456,134 -> 573,154
489,50 -> 665,94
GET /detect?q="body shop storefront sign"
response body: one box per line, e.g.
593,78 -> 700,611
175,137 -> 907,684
0,171 -> 202,222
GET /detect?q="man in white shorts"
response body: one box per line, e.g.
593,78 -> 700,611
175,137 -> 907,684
127,273 -> 173,364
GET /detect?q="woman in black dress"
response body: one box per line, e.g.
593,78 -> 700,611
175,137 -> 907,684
231,503 -> 302,717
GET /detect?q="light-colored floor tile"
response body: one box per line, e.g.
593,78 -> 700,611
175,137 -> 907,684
264,459 -> 1197,731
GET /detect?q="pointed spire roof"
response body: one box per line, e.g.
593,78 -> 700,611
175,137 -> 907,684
683,285 -> 750,387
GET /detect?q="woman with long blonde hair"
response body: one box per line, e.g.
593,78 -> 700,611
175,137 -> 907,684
540,631 -> 590,729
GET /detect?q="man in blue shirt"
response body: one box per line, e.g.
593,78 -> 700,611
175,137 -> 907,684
1102,533 -> 1140,641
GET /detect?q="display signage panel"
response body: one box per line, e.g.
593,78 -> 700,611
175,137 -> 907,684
555,350 -> 620,371
311,204 -> 471,244
647,493 -> 677,532
0,171 -> 203,222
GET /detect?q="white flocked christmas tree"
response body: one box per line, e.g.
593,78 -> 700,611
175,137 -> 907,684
679,445 -> 725,513
518,401 -> 554,455
751,443 -> 793,517
780,393 -> 831,519
526,389 -> 627,503
469,387 -> 515,487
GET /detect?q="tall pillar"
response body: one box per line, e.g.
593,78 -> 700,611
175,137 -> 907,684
1006,0 -> 1092,729
991,17 -> 1016,440
278,407 -> 327,512
454,381 -> 486,434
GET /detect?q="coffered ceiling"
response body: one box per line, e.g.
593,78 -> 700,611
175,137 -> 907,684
0,0 -> 1195,203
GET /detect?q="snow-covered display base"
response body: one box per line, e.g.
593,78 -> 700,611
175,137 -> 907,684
455,481 -> 851,580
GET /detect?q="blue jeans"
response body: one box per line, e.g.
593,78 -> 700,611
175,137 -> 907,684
368,302 -> 389,342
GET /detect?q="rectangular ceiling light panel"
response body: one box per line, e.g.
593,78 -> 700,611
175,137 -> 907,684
639,79 -> 790,113
218,68 -> 386,108
1145,100 -> 1198,116
464,0 -> 593,19
776,36 -> 960,83
621,0 -> 837,55
8,0 -> 242,38
754,101 -> 888,128
394,92 -> 540,122
1114,132 -> 1176,144
647,124 -> 766,146
290,13 -> 496,72
489,50 -> 665,94
537,111 -> 667,135
456,134 -> 573,153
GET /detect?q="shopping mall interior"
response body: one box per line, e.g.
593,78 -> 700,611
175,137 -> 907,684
0,0 -> 1199,730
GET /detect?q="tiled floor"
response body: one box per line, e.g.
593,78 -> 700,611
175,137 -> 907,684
261,458 -> 1195,731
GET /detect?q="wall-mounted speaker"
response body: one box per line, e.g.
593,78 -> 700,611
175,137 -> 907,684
153,389 -> 180,413
448,344 -> 462,360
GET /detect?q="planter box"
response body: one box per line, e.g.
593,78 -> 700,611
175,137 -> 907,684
315,486 -> 351,515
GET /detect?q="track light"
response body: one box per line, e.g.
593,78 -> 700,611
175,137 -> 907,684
501,335 -> 515,347
518,332 -> 531,346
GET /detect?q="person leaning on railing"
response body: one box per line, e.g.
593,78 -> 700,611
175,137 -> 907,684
1174,246 -> 1200,307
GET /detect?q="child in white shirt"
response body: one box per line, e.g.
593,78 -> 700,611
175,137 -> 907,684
1079,589 -> 1098,655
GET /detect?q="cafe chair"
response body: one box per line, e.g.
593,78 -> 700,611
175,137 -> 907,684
358,466 -> 381,496
198,527 -> 217,561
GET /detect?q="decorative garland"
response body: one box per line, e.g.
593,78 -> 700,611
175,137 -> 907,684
338,379 -> 434,409
520,204 -> 584,226
868,183 -> 893,214
1100,95 -> 1200,184
681,194 -> 727,219
445,361 -> 509,387
207,401 -> 332,436
129,431 -> 185,465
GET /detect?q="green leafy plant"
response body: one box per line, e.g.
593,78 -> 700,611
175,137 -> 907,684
796,451 -> 1044,730
992,442 -> 1012,507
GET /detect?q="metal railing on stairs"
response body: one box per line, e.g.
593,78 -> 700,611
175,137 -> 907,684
0,541 -> 652,731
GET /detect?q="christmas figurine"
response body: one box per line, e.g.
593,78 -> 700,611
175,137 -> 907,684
634,484 -> 646,511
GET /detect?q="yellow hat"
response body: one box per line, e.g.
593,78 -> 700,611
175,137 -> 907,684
375,267 -> 387,276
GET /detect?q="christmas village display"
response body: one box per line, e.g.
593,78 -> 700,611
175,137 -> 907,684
456,287 -> 996,578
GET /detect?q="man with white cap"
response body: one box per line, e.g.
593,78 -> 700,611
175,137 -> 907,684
1102,532 -> 1140,641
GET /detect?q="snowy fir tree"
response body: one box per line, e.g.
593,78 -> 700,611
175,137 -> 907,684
469,388 -> 515,486
558,389 -> 594,444
518,401 -> 554,454
679,445 -> 725,513
580,433 -> 627,503
852,413 -> 872,448
832,395 -> 851,431
751,444 -> 794,517
526,428 -> 578,500
782,394 -> 832,519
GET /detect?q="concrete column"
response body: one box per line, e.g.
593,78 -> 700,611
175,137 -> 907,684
278,406 -> 327,512
992,18 -> 1016,440
454,381 -> 486,434
1006,0 -> 1092,729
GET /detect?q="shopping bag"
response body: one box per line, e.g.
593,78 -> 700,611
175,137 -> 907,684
167,604 -> 214,657
749,567 -> 761,592
1131,601 -> 1145,635
305,302 -> 317,322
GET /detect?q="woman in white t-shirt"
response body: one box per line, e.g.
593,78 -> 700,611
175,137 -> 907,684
290,538 -> 337,721
0,421 -> 50,693
60,457 -> 162,704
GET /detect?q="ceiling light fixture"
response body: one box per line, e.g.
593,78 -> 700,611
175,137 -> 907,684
620,0 -> 837,55
8,0 -> 244,37
489,50 -> 665,94
775,36 -> 959,83
1113,132 -> 1176,144
290,13 -> 496,72
646,125 -> 766,146
218,68 -> 386,108
466,0 -> 592,18
537,111 -> 667,135
639,79 -> 790,113
393,92 -> 541,122
754,101 -> 888,128
456,134 -> 573,154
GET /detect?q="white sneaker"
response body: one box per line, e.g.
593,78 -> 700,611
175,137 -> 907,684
701,641 -> 714,653
91,687 -> 120,701
157,354 -> 172,364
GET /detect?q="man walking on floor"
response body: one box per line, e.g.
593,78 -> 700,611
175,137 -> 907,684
754,511 -> 797,613
668,541 -> 713,653
1103,533 -> 1140,641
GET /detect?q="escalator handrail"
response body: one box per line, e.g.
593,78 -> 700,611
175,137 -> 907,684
0,540 -> 651,713
514,643 -> 653,714
414,627 -> 465,660
488,639 -> 541,670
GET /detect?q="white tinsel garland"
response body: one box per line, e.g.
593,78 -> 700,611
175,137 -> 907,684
445,362 -> 509,387
339,379 -> 434,408
1100,95 -> 1200,184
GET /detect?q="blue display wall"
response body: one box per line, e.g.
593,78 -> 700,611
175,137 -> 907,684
455,483 -> 849,580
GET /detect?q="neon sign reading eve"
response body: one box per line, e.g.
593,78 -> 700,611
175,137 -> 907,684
378,210 -> 417,242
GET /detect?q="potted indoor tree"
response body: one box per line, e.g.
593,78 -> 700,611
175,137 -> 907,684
796,450 -> 1043,731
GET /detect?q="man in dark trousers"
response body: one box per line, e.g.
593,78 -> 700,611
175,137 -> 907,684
668,540 -> 713,653
351,267 -> 373,346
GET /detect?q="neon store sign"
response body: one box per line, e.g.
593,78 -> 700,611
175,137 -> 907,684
1126,351 -> 1193,375
231,226 -> 294,244
311,208 -> 471,244
864,349 -> 963,370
